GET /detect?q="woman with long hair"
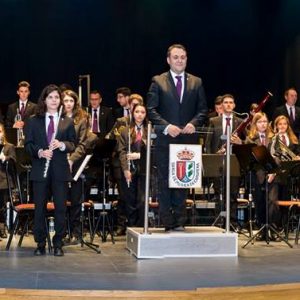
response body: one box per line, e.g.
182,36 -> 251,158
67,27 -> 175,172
0,123 -> 16,238
117,104 -> 148,227
62,89 -> 88,244
25,84 -> 76,256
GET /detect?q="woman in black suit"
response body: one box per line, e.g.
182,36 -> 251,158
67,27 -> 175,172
0,123 -> 16,238
117,104 -> 148,227
25,84 -> 76,256
62,89 -> 88,244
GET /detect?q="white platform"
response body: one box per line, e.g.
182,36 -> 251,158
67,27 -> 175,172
126,226 -> 238,259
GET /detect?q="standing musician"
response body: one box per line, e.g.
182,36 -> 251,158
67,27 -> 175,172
62,89 -> 89,245
245,112 -> 274,239
6,81 -> 37,129
117,104 -> 148,227
106,93 -> 144,235
0,123 -> 16,238
25,84 -> 76,257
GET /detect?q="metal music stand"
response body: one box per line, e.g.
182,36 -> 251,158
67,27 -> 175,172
90,139 -> 116,244
203,154 -> 240,228
242,145 -> 293,248
232,144 -> 257,239
73,155 -> 101,253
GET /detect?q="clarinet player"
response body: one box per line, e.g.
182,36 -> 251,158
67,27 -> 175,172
25,84 -> 76,256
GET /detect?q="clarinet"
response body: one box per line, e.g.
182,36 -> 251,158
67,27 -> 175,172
43,106 -> 63,178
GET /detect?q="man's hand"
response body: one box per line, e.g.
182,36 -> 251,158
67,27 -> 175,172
181,123 -> 195,134
13,120 -> 24,129
167,125 -> 182,137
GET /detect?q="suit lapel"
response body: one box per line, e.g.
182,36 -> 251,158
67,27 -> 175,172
181,73 -> 190,103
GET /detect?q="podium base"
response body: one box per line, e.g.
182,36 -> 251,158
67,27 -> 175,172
126,226 -> 238,259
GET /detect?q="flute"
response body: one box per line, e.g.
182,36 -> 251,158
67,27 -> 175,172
127,126 -> 131,187
43,105 -> 63,178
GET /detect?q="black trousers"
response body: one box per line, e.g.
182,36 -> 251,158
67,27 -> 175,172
155,147 -> 187,228
32,177 -> 68,248
120,172 -> 145,227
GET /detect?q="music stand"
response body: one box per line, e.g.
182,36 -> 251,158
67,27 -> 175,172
242,145 -> 293,248
232,144 -> 257,238
203,154 -> 240,228
5,128 -> 17,146
73,154 -> 101,253
90,139 -> 116,244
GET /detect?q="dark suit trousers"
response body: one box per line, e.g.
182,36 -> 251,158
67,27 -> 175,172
33,177 -> 67,248
155,146 -> 187,228
120,171 -> 145,227
69,178 -> 82,238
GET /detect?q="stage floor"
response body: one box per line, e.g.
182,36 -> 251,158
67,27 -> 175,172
0,230 -> 300,290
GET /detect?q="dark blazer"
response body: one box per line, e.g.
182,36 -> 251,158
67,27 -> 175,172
272,105 -> 300,137
117,126 -> 147,174
89,105 -> 114,140
147,71 -> 208,146
24,115 -> 76,181
205,115 -> 243,153
6,101 -> 37,127
0,143 -> 16,189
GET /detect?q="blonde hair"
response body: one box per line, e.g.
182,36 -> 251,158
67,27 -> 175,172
273,115 -> 298,144
0,123 -> 7,144
248,112 -> 273,140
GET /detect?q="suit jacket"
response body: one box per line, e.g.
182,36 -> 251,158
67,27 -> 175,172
272,105 -> 300,137
117,126 -> 147,174
0,143 -> 16,189
24,115 -> 76,181
147,71 -> 208,146
89,105 -> 114,140
6,101 -> 37,127
205,115 -> 243,153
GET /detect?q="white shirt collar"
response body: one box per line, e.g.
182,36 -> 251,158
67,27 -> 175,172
170,70 -> 184,82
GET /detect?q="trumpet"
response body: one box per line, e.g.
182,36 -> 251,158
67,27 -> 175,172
15,108 -> 24,147
270,134 -> 298,161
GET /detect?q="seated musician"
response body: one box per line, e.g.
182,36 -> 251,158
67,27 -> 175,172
205,94 -> 244,224
0,123 -> 16,238
268,115 -> 300,232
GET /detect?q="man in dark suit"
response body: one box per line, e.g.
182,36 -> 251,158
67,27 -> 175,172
25,84 -> 76,257
113,87 -> 131,120
205,94 -> 243,154
147,44 -> 208,232
272,87 -> 300,138
6,81 -> 37,128
205,94 -> 243,224
89,90 -> 114,141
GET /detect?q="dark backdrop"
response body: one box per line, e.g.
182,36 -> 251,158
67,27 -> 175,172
1,0 -> 300,116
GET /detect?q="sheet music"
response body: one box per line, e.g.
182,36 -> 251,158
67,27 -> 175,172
73,154 -> 93,181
